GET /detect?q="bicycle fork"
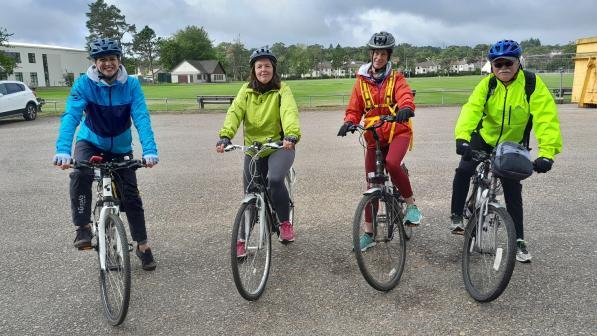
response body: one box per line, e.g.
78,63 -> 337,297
243,193 -> 267,252
96,175 -> 121,271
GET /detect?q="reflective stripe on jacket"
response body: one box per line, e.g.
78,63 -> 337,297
219,82 -> 301,157
455,71 -> 562,159
344,63 -> 415,149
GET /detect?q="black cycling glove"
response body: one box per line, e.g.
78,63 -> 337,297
395,107 -> 414,123
337,122 -> 354,137
456,139 -> 472,161
533,157 -> 553,173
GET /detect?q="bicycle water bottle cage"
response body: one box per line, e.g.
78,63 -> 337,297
89,156 -> 104,164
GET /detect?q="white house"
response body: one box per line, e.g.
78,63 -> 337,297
170,60 -> 226,84
0,42 -> 90,87
449,59 -> 476,73
415,61 -> 440,75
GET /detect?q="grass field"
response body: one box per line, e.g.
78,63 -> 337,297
36,73 -> 573,114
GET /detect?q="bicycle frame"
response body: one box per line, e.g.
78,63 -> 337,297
465,153 -> 505,256
227,142 -> 295,249
93,169 -> 121,271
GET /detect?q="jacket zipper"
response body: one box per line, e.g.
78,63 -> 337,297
495,88 -> 508,146
508,105 -> 512,125
108,86 -> 114,152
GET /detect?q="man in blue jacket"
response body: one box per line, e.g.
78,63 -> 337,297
53,38 -> 159,271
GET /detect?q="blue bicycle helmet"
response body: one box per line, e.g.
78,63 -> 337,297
487,40 -> 522,60
250,47 -> 277,66
89,38 -> 122,59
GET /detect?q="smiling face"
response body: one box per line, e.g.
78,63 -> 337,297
371,49 -> 389,70
94,54 -> 120,79
253,58 -> 274,84
491,57 -> 520,84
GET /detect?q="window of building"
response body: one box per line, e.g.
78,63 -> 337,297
213,74 -> 224,81
6,52 -> 21,63
15,72 -> 23,82
28,53 -> 36,63
30,72 -> 38,87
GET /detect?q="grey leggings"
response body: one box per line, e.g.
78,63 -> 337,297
243,149 -> 295,222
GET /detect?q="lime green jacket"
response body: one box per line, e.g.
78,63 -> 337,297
455,71 -> 562,159
219,82 -> 301,156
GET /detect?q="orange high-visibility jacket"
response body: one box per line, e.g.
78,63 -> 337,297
344,65 -> 415,148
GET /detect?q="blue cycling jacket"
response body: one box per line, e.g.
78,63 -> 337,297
55,65 -> 158,156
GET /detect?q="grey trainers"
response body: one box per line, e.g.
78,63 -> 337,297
449,214 -> 465,235
516,239 -> 532,263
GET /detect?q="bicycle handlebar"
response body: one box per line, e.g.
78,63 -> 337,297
73,158 -> 146,171
224,141 -> 283,153
350,115 -> 398,132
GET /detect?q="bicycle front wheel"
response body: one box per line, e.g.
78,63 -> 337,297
230,198 -> 272,301
353,193 -> 406,291
462,204 -> 516,302
99,214 -> 131,325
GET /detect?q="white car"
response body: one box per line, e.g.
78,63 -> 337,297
0,80 -> 40,121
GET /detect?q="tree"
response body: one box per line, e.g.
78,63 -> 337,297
270,42 -> 289,76
132,25 -> 160,82
0,27 -> 16,76
158,26 -> 215,70
85,0 -> 135,50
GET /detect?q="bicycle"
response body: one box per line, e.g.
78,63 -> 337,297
73,156 -> 145,325
225,141 -> 296,301
461,150 -> 517,302
350,115 -> 410,291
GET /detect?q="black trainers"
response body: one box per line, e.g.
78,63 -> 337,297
73,226 -> 92,250
136,247 -> 157,271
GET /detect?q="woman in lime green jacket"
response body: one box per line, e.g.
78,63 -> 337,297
216,48 -> 301,253
449,40 -> 562,263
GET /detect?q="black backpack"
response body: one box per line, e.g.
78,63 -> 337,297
484,70 -> 536,148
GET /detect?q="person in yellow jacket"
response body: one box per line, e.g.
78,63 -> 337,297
216,47 -> 301,255
450,39 -> 562,263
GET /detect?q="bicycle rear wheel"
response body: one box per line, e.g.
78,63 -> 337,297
353,193 -> 406,291
99,214 -> 131,325
230,198 -> 272,300
462,204 -> 516,302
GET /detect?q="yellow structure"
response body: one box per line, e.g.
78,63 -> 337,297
572,36 -> 597,107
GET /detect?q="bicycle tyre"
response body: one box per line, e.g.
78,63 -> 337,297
230,198 -> 272,301
462,204 -> 516,302
353,193 -> 406,291
99,214 -> 131,325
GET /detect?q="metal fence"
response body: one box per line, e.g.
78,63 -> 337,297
41,87 -> 573,115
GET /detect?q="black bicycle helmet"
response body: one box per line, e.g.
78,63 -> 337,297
367,31 -> 396,49
487,40 -> 522,60
249,47 -> 277,66
89,38 -> 122,59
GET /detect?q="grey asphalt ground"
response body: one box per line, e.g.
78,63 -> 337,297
0,105 -> 596,335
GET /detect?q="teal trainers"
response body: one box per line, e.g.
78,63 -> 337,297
516,239 -> 532,263
357,233 -> 375,252
404,205 -> 421,227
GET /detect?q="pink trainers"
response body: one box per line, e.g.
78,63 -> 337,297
236,240 -> 246,258
279,221 -> 295,243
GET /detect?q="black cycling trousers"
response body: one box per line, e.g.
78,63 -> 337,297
243,149 -> 295,223
451,158 -> 525,240
70,140 -> 148,244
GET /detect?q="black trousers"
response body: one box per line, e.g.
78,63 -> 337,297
70,140 -> 148,244
451,158 -> 525,240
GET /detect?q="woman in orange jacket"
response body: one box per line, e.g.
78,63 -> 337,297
337,31 -> 421,251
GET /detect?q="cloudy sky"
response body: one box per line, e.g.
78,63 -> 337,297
2,0 -> 596,50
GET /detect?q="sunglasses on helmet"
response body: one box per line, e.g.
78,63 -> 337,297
492,60 -> 515,68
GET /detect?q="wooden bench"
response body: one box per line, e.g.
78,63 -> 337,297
551,88 -> 572,104
196,95 -> 234,109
